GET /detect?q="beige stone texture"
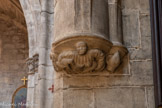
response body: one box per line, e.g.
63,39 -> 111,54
53,0 -> 155,108
0,18 -> 28,106
54,0 -> 110,41
0,0 -> 155,108
63,89 -> 94,108
95,87 -> 146,108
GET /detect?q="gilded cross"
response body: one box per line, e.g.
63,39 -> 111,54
21,76 -> 28,85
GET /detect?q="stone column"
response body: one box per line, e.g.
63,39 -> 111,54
51,0 -> 128,108
26,54 -> 39,108
108,0 -> 123,45
32,54 -> 39,108
26,57 -> 35,108
35,0 -> 54,107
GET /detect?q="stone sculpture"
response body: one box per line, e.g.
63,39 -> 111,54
107,51 -> 121,72
50,40 -> 127,74
51,41 -> 105,74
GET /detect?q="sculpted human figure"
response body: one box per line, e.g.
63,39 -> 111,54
53,41 -> 105,74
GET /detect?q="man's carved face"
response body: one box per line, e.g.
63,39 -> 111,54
76,41 -> 87,55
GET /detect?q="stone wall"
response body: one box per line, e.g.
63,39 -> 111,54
53,0 -> 154,108
16,0 -> 154,108
19,0 -> 54,108
0,19 -> 28,106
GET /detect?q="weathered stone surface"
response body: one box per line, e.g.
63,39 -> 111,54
35,78 -> 54,108
140,0 -> 150,14
62,76 -> 108,89
26,87 -> 35,108
61,73 -> 152,90
20,0 -> 40,57
28,75 -> 35,88
147,87 -> 155,108
63,89 -> 94,108
51,37 -> 128,74
129,37 -> 152,60
54,91 -> 63,108
40,0 -> 54,13
54,0 -> 112,42
122,10 -> 140,48
51,0 -> 154,107
40,12 -> 54,49
140,14 -> 151,37
130,61 -> 153,85
39,65 -> 54,80
0,0 -> 153,108
122,0 -> 140,9
95,87 -> 146,108
39,48 -> 53,66
0,19 -> 28,104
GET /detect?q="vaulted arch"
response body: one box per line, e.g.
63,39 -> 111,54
0,0 -> 29,106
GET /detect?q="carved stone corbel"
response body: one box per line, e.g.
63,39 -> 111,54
26,58 -> 35,74
51,0 -> 128,74
50,36 -> 128,74
33,54 -> 39,73
26,54 -> 39,75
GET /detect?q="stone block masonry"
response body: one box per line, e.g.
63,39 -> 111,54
52,0 -> 154,108
0,19 -> 28,105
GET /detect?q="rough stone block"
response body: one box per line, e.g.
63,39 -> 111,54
34,78 -> 54,108
63,76 -> 108,89
130,61 -> 153,85
122,10 -> 140,48
147,87 -> 155,108
28,75 -> 35,88
40,0 -> 54,13
38,65 -> 54,80
63,89 -> 94,108
0,64 -> 9,71
95,87 -> 146,108
122,0 -> 140,9
26,87 -> 35,107
54,91 -> 63,108
140,15 -> 151,37
39,48 -> 53,66
129,37 -> 152,60
140,0 -> 150,14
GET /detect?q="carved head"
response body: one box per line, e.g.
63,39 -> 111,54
76,41 -> 88,55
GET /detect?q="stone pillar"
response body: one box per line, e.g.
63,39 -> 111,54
26,54 -> 39,108
35,1 -> 54,107
108,0 -> 123,45
26,57 -> 35,108
51,0 -> 128,108
54,0 -> 109,41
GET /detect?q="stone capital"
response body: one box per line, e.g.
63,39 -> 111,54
50,36 -> 128,74
51,0 -> 128,74
26,54 -> 39,75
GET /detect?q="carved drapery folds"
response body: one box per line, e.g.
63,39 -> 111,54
26,54 -> 39,74
50,37 -> 128,74
51,0 -> 128,74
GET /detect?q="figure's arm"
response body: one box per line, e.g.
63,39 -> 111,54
57,51 -> 75,68
90,49 -> 106,71
83,61 -> 97,73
